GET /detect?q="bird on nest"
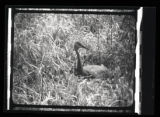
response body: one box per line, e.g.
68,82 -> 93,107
73,41 -> 111,79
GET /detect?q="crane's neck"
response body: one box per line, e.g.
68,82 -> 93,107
75,49 -> 83,75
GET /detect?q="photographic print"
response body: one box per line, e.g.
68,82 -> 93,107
5,7 -> 143,114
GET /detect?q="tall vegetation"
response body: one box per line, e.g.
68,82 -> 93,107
13,12 -> 136,108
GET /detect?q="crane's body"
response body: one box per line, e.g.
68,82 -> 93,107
83,64 -> 110,78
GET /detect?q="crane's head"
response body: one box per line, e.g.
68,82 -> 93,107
74,42 -> 89,51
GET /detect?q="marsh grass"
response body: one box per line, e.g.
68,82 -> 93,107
13,13 -> 135,108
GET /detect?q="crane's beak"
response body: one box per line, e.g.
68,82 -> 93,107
80,44 -> 89,50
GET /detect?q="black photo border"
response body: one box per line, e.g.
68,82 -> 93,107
2,1 -> 156,115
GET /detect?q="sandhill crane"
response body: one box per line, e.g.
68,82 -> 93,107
74,42 -> 111,79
